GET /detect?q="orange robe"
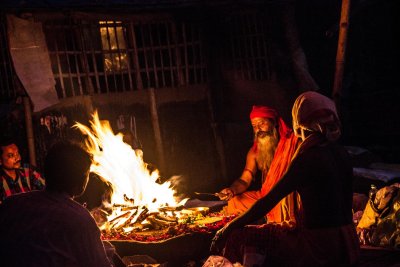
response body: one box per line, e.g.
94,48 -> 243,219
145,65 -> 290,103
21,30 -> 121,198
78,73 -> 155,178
224,133 -> 301,224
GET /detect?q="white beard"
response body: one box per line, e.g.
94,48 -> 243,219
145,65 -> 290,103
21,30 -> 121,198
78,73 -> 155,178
255,127 -> 279,173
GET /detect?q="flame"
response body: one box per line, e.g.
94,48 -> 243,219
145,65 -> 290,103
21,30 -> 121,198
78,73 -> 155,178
74,111 -> 186,218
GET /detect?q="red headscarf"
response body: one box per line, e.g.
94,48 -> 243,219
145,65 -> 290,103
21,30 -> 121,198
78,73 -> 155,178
250,105 -> 292,139
250,105 -> 278,120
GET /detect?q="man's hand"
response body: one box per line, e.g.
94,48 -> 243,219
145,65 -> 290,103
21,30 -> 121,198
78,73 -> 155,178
218,188 -> 234,201
210,225 -> 231,254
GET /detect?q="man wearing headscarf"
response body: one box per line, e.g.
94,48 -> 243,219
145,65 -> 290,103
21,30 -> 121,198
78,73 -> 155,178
218,105 -> 300,224
209,91 -> 360,267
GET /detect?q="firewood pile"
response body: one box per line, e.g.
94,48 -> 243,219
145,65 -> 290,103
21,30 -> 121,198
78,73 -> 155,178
92,203 -> 235,242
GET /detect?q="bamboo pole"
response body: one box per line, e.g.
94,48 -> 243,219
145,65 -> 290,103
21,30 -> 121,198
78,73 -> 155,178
332,0 -> 351,110
22,96 -> 36,166
148,88 -> 166,173
206,90 -> 227,182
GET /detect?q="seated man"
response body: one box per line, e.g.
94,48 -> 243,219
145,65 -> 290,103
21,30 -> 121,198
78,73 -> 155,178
0,138 -> 45,203
219,105 -> 300,224
0,141 -> 120,267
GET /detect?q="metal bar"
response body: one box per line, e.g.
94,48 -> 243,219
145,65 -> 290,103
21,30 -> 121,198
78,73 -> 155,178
75,19 -> 94,95
62,23 -> 75,97
122,22 -> 133,91
140,24 -> 151,88
156,23 -> 166,87
182,22 -> 189,84
113,21 -> 126,92
54,39 -> 66,98
191,24 -> 198,84
70,20 -> 83,96
128,22 -> 143,90
197,25 -> 205,83
99,23 -> 110,93
149,23 -> 159,88
105,21 -> 118,91
165,21 -> 175,87
88,22 -> 101,93
171,21 -> 184,86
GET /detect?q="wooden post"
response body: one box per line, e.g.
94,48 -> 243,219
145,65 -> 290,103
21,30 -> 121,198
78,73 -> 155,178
206,90 -> 228,183
22,96 -> 36,166
148,88 -> 166,173
332,0 -> 351,111
82,95 -> 94,115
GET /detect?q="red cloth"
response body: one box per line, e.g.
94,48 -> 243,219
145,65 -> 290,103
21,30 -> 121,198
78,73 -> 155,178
249,106 -> 278,120
250,106 -> 292,139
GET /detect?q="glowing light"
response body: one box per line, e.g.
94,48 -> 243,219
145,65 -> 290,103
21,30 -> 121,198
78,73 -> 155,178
74,111 -> 187,232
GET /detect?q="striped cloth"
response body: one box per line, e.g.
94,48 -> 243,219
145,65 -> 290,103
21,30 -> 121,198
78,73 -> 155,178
0,163 -> 45,202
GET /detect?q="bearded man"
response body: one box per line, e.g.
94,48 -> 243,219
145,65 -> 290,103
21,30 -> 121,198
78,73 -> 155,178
218,105 -> 300,224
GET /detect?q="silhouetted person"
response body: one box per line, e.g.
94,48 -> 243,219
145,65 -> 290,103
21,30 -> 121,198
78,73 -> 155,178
0,141 -> 121,267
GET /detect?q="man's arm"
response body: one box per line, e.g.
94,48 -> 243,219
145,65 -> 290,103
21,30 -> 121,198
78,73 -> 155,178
219,148 -> 257,200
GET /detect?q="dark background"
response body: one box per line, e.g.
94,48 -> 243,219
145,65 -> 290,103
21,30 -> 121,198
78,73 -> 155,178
0,0 -> 399,196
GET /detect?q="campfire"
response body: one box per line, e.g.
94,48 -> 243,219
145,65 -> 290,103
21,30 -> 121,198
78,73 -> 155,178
74,112 -> 233,242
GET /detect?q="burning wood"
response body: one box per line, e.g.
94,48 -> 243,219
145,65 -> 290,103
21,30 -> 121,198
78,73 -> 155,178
101,211 -> 237,242
132,206 -> 150,225
155,213 -> 177,223
123,194 -> 135,205
147,215 -> 177,230
109,211 -> 132,229
74,112 -> 234,240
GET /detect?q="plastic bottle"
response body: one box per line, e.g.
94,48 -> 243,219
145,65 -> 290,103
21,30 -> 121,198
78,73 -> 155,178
369,184 -> 377,202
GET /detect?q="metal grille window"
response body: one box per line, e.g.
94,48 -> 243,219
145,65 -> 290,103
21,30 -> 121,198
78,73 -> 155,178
42,16 -> 208,99
99,21 -> 129,73
227,12 -> 271,81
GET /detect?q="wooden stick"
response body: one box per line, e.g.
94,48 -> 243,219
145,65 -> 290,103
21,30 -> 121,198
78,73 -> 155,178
23,96 -> 36,166
332,0 -> 351,112
148,88 -> 166,173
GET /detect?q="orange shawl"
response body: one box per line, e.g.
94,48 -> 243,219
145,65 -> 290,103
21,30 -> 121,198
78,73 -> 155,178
260,132 -> 300,223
